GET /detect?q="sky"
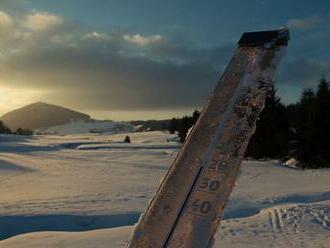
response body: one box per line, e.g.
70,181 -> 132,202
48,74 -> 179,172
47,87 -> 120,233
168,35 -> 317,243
0,0 -> 329,120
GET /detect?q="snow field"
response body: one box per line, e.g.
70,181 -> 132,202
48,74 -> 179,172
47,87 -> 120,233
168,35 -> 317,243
0,131 -> 329,247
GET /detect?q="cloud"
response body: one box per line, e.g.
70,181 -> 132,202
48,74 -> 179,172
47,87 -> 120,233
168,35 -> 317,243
0,11 -> 24,49
2,7 -> 328,113
0,11 -> 13,28
277,59 -> 330,87
0,20 -> 233,111
0,38 -> 227,110
123,33 -> 163,46
0,0 -> 27,16
83,31 -> 108,41
287,16 -> 321,30
23,12 -> 63,32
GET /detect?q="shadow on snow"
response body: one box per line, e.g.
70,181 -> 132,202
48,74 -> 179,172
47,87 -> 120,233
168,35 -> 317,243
0,212 -> 141,240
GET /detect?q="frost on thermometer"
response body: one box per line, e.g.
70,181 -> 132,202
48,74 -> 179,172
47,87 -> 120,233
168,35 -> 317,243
128,29 -> 290,248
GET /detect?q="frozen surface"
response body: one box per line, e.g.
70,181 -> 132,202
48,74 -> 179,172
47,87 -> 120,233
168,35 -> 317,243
0,131 -> 329,247
36,119 -> 134,135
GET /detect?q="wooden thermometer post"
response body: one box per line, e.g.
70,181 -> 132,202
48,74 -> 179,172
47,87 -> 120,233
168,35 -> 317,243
128,29 -> 290,248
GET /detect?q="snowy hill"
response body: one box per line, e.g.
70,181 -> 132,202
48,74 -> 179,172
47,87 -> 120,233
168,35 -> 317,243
1,102 -> 90,130
0,131 -> 329,247
1,102 -> 135,135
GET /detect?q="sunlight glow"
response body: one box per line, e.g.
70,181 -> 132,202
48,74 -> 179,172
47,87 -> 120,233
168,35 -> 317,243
0,85 -> 45,115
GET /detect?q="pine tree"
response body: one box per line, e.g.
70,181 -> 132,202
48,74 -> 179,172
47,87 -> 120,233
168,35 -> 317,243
0,121 -> 11,134
169,118 -> 178,134
177,116 -> 191,143
315,76 -> 330,165
192,110 -> 200,124
295,88 -> 317,166
167,110 -> 200,143
246,86 -> 289,159
295,76 -> 330,168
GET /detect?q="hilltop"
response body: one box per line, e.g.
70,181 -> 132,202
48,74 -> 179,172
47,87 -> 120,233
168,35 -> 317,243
0,102 -> 91,130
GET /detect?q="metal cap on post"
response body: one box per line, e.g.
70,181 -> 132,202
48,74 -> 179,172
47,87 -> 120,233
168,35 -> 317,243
238,28 -> 290,47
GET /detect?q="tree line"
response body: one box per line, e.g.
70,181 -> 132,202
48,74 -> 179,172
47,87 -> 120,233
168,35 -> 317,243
0,121 -> 33,136
168,110 -> 200,142
168,76 -> 330,169
286,76 -> 330,168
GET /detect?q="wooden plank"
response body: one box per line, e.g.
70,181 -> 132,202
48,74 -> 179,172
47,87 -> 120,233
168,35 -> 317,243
128,29 -> 289,248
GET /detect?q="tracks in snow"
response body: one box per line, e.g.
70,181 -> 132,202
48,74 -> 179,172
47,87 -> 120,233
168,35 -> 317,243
216,201 -> 330,248
266,202 -> 330,236
309,206 -> 330,231
268,208 -> 284,233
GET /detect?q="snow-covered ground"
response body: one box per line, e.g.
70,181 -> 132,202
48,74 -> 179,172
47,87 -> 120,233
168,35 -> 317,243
35,119 -> 134,135
0,131 -> 329,247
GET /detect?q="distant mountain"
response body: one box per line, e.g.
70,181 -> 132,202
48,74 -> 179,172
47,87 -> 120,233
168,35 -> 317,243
1,102 -> 91,130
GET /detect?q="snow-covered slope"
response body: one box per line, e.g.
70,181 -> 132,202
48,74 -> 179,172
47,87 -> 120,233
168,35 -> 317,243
0,131 -> 329,247
36,119 -> 134,135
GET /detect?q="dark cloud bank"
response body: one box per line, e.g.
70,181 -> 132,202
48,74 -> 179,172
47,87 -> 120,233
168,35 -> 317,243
0,6 -> 330,113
